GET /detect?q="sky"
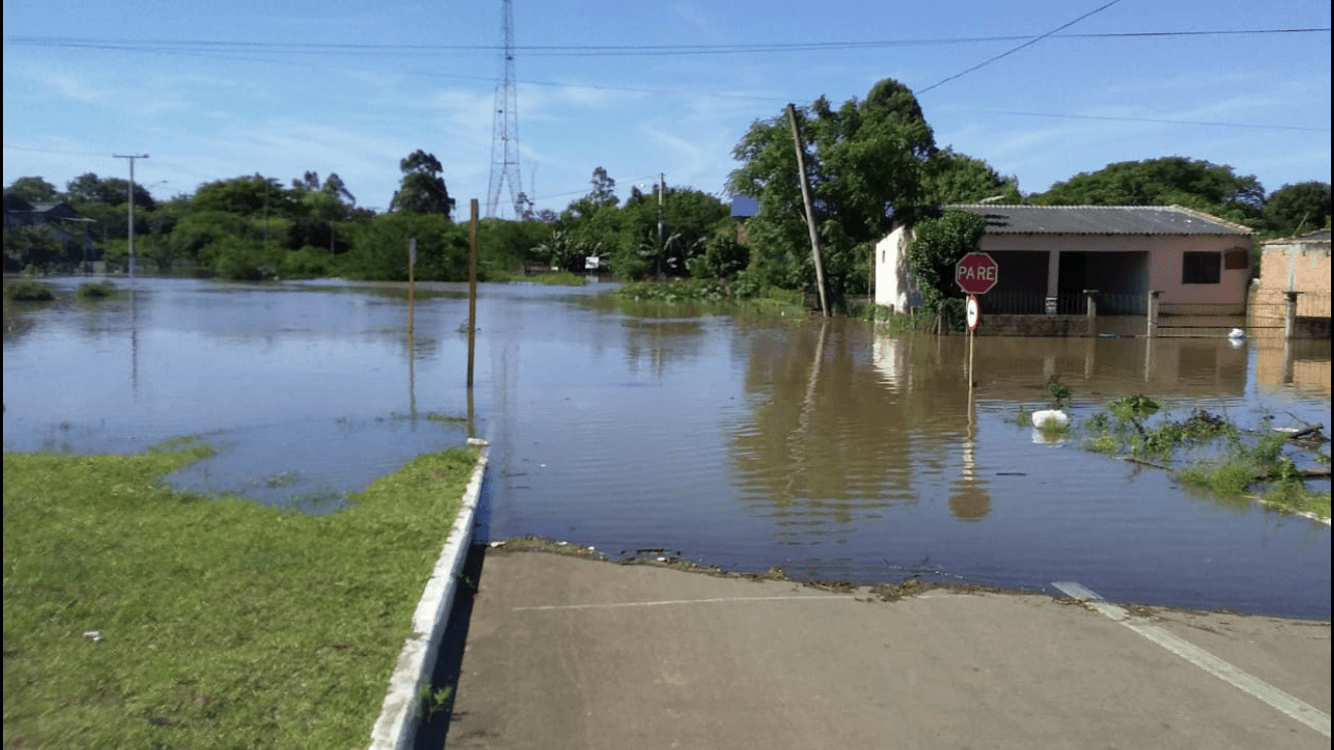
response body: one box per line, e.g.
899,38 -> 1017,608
3,0 -> 1330,219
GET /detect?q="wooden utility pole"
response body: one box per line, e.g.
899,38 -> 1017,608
407,237 -> 416,333
786,104 -> 829,317
467,199 -> 479,388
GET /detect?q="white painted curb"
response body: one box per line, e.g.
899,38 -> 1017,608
368,438 -> 490,750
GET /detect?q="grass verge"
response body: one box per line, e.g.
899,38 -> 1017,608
3,438 -> 479,750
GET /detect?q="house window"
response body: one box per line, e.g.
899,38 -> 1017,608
1182,252 -> 1221,284
1223,248 -> 1249,270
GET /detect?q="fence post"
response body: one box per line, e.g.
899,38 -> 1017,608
1083,289 -> 1098,337
1146,290 -> 1162,338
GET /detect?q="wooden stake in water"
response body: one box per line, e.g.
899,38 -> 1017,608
407,237 -> 417,334
467,199 -> 479,388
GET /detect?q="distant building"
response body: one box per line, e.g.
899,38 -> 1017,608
1251,228 -> 1331,338
3,195 -> 101,269
875,205 -> 1254,324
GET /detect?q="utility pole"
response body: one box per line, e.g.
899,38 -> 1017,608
785,104 -> 829,317
657,172 -> 665,279
113,154 -> 148,280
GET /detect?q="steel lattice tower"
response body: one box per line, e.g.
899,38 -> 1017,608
485,0 -> 525,219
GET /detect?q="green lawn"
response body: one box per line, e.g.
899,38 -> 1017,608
3,438 -> 478,750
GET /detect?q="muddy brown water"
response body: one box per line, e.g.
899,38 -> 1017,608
3,277 -> 1330,618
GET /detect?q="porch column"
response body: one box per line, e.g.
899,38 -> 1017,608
1146,290 -> 1162,338
1084,289 -> 1098,337
1284,291 -> 1300,339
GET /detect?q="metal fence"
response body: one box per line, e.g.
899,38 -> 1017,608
978,291 -> 1146,316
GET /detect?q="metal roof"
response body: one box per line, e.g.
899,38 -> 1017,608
946,204 -> 1253,236
1263,228 -> 1330,244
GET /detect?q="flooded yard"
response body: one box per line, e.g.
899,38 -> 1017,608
3,277 -> 1330,618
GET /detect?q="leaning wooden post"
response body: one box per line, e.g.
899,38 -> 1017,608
786,103 -> 830,317
467,199 -> 479,388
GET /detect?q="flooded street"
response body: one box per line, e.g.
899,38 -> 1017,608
3,277 -> 1330,618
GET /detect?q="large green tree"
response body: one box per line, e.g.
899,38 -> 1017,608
4,177 -> 61,203
1264,181 -> 1331,235
727,78 -> 937,298
1031,157 -> 1265,226
922,149 -> 1021,205
389,150 -> 455,218
65,173 -> 157,210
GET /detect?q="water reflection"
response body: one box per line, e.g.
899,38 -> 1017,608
3,278 -> 1329,618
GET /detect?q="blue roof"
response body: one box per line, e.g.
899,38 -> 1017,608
731,195 -> 759,219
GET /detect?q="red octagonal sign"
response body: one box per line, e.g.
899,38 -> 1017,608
955,252 -> 999,295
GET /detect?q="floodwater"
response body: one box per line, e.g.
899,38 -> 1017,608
3,277 -> 1330,619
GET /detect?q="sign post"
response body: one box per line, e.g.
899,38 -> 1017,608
966,294 -> 979,393
956,253 -> 995,393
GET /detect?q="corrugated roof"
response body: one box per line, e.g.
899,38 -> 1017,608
1263,228 -> 1331,244
946,204 -> 1253,236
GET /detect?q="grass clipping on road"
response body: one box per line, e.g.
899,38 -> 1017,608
3,438 -> 478,750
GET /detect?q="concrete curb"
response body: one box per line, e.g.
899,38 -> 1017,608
368,438 -> 490,750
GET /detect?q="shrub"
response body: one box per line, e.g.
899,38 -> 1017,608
3,280 -> 55,301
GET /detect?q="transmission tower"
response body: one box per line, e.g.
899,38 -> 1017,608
486,0 -> 526,219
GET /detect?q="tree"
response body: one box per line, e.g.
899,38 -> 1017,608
5,177 -> 60,203
191,174 -> 293,217
923,149 -> 1020,205
389,150 -> 455,218
905,210 -> 987,328
65,173 -> 157,210
1264,181 -> 1331,235
1032,157 -> 1265,226
728,78 -> 937,298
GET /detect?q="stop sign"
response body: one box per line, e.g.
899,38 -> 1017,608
955,252 -> 999,295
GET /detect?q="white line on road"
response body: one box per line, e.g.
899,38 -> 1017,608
1052,581 -> 1331,739
514,595 -> 851,611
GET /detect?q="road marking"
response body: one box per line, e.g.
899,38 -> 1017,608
514,595 -> 849,611
1052,581 -> 1331,738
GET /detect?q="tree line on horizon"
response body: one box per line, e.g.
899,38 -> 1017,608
4,80 -> 1330,294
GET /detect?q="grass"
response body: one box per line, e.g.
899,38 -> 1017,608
3,438 -> 480,750
75,280 -> 118,299
3,280 -> 56,302
490,269 -> 588,286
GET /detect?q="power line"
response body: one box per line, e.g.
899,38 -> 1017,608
4,28 -> 1327,58
918,0 -> 1127,94
976,110 -> 1331,132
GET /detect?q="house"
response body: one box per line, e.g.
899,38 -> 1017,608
1251,228 -> 1331,339
3,195 -> 100,270
875,205 -> 1254,330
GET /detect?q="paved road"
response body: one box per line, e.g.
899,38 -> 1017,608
448,549 -> 1330,749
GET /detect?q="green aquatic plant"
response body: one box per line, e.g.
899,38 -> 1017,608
3,280 -> 55,301
76,280 -> 118,299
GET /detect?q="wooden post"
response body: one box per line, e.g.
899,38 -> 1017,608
407,237 -> 416,334
786,103 -> 830,317
467,199 -> 479,388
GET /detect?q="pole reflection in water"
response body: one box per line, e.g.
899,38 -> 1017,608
950,352 -> 990,521
129,284 -> 139,393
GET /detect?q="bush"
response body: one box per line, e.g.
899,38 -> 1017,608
3,280 -> 55,301
76,281 -> 118,299
282,246 -> 333,279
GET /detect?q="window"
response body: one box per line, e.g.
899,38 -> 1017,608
1182,252 -> 1221,284
1224,248 -> 1249,270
